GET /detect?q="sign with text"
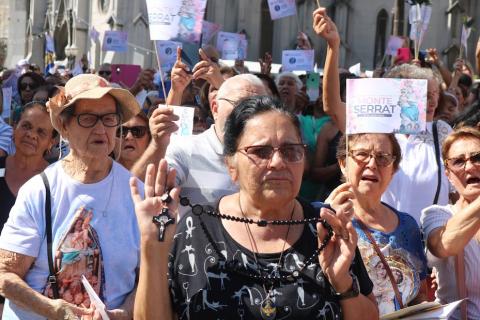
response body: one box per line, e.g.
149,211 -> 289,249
172,105 -> 195,136
346,78 -> 427,134
146,0 -> 207,43
102,31 -> 128,52
156,40 -> 182,73
216,32 -> 247,60
267,0 -> 297,20
281,50 -> 314,72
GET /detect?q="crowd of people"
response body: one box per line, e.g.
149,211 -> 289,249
0,5 -> 479,320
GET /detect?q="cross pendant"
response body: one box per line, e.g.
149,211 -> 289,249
152,208 -> 175,242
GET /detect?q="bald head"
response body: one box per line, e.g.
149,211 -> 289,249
217,74 -> 267,101
213,74 -> 267,142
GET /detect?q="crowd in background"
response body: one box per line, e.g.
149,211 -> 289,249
0,5 -> 480,319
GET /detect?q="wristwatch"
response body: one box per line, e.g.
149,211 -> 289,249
333,274 -> 359,300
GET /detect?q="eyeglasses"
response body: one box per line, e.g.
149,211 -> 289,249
20,82 -> 38,90
116,125 -> 148,138
348,149 -> 396,167
445,151 -> 480,173
217,98 -> 237,106
98,70 -> 111,76
75,113 -> 121,128
237,144 -> 306,164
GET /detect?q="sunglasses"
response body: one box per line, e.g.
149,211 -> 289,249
348,149 -> 396,167
445,151 -> 480,173
20,82 -> 38,90
98,70 -> 112,76
237,144 -> 306,164
116,126 -> 148,138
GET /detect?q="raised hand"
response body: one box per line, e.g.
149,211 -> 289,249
317,183 -> 357,293
170,47 -> 192,94
426,48 -> 440,66
258,52 -> 272,75
148,105 -> 179,149
192,48 -> 224,89
130,160 -> 180,244
313,7 -> 340,48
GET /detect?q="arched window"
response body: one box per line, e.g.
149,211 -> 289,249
373,9 -> 388,68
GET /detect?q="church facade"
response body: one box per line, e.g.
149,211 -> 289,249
0,0 -> 478,72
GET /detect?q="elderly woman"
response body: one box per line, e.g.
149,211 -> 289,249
421,126 -> 480,319
116,112 -> 151,170
0,74 -> 141,319
0,101 -> 56,312
275,72 -> 302,114
315,7 -> 452,225
336,133 -> 428,315
132,96 -> 378,319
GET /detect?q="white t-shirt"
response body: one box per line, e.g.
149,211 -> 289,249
382,121 -> 452,224
0,161 -> 141,319
421,204 -> 480,320
166,125 -> 238,217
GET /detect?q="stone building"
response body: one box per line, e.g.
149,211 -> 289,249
0,0 -> 478,72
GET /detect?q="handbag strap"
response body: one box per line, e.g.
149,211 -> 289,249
358,220 -> 404,309
432,121 -> 442,205
455,251 -> 467,320
40,172 -> 60,299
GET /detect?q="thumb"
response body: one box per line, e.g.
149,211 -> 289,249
199,48 -> 211,62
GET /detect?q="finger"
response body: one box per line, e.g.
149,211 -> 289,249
144,164 -> 156,198
192,61 -> 210,74
199,48 -> 211,62
155,159 -> 169,195
320,208 -> 344,237
176,46 -> 182,62
129,177 -> 143,204
166,167 -> 177,191
325,183 -> 352,203
70,304 -> 93,316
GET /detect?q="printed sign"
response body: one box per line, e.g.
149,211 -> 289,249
346,78 -> 427,134
267,0 -> 297,20
158,105 -> 195,136
216,32 -> 246,60
201,21 -> 221,46
281,50 -> 314,72
385,36 -> 404,56
146,0 -> 207,43
173,106 -> 195,136
102,31 -> 128,52
156,40 -> 182,73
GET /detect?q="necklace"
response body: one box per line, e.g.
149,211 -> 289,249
238,196 -> 295,320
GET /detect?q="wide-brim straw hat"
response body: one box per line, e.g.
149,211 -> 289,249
46,74 -> 140,132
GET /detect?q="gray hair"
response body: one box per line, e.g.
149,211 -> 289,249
275,72 -> 303,91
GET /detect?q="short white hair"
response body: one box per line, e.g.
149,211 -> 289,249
217,74 -> 266,99
275,72 -> 303,91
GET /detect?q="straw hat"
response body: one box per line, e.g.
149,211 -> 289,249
46,74 -> 140,132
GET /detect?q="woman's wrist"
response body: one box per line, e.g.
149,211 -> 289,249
331,274 -> 354,294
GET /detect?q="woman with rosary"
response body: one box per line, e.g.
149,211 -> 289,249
132,96 -> 378,319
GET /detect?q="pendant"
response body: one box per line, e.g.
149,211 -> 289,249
260,295 -> 277,320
